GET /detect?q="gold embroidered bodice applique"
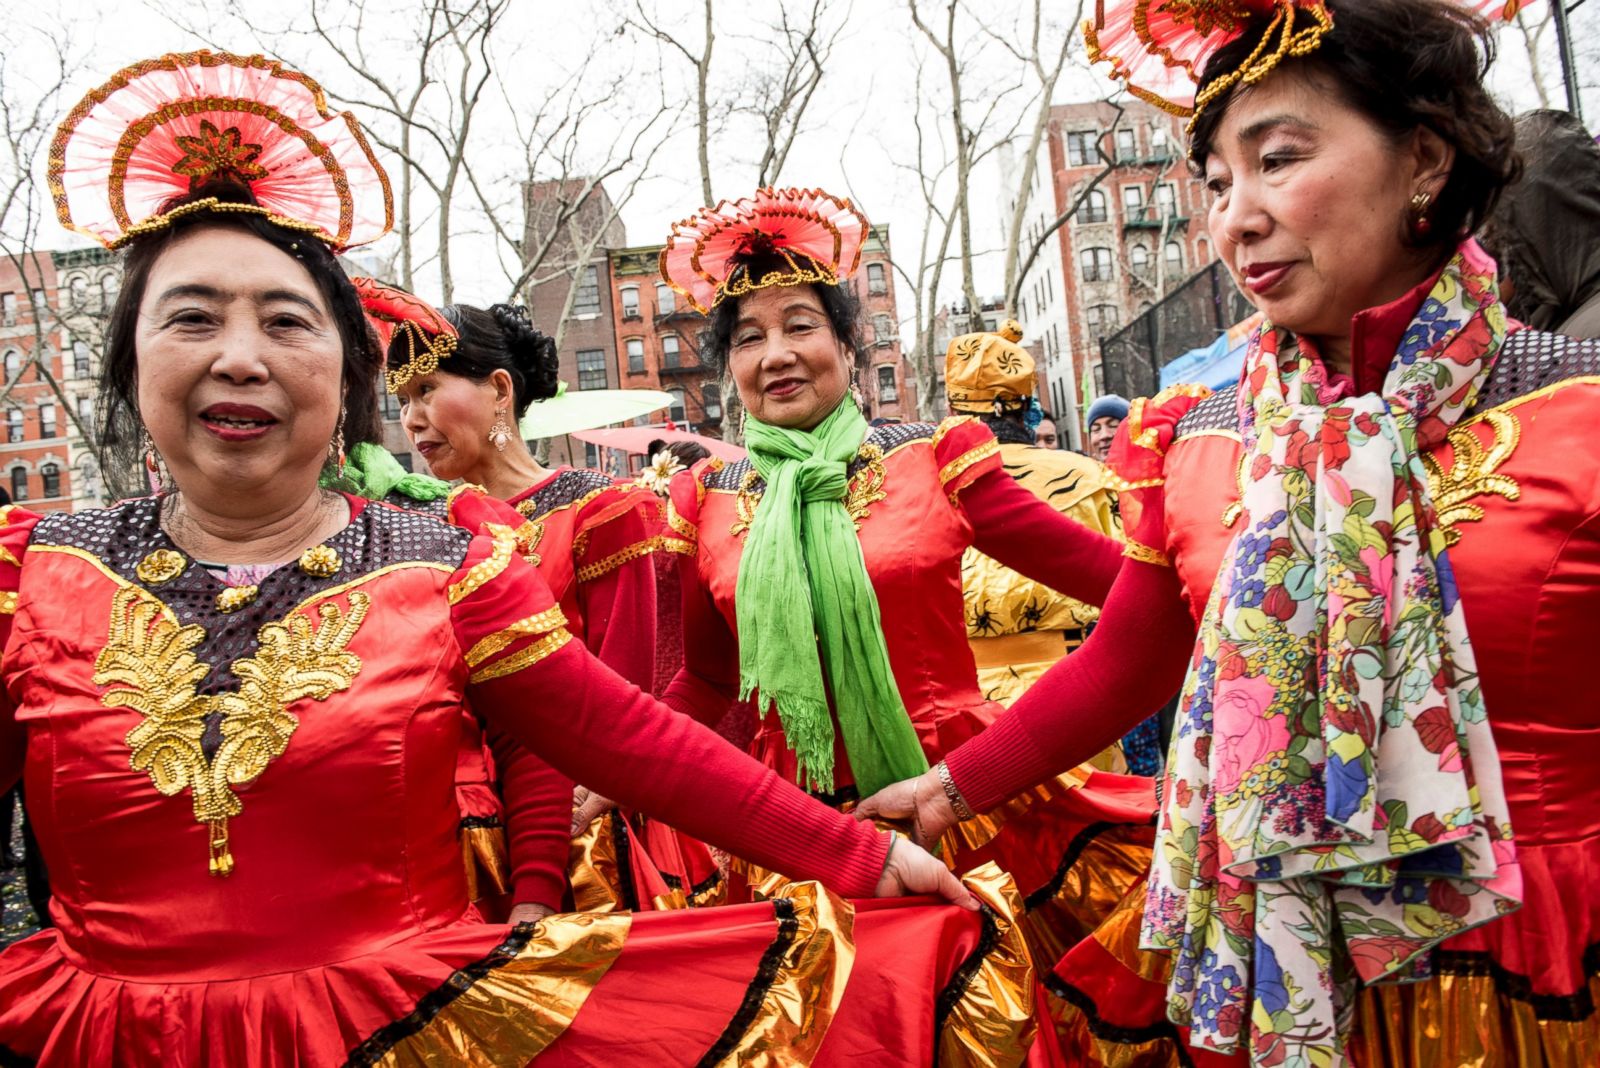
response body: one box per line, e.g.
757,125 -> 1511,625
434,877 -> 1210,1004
94,584 -> 372,877
1421,408 -> 1522,547
729,441 -> 890,539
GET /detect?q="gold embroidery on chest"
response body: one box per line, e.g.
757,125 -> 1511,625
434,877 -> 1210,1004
509,510 -> 546,567
1421,409 -> 1521,547
94,585 -> 371,877
729,444 -> 891,539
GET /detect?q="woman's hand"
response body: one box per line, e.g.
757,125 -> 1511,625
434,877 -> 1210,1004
874,833 -> 979,910
571,785 -> 619,835
508,902 -> 555,925
854,767 -> 958,849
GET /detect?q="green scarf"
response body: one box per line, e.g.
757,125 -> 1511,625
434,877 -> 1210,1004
322,442 -> 450,503
736,401 -> 928,796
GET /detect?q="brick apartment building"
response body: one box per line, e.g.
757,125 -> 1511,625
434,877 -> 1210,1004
0,247 -> 125,511
998,99 -> 1213,444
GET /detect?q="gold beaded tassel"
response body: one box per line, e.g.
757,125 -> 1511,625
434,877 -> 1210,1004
209,818 -> 235,877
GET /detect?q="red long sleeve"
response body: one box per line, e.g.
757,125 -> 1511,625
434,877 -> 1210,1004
659,550 -> 742,725
960,462 -> 1125,608
454,531 -> 890,898
942,559 -> 1195,811
0,508 -> 38,794
496,518 -> 661,909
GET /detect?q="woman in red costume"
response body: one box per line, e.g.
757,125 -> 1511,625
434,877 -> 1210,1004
371,286 -> 723,917
635,188 -> 1159,1002
0,51 -> 1044,1067
862,1 -> 1599,1064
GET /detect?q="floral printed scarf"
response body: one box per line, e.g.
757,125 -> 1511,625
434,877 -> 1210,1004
1143,240 -> 1522,1066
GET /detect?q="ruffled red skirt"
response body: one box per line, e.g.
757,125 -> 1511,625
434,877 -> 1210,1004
0,876 -> 1045,1067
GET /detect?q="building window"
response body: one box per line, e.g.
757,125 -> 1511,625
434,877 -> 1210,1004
69,276 -> 88,308
867,262 -> 887,296
73,340 -> 91,379
9,467 -> 25,501
40,404 -> 55,438
1080,247 -> 1114,283
40,463 -> 59,498
1130,243 -> 1150,275
877,364 -> 898,403
2,351 -> 18,382
1078,189 -> 1107,224
576,348 -> 607,390
1115,127 -> 1137,163
1164,241 -> 1185,278
77,395 -> 94,435
30,289 -> 46,316
1066,130 -> 1097,167
656,283 -> 675,315
1122,184 -> 1146,223
572,266 -> 601,317
1155,183 -> 1178,219
100,274 -> 119,308
382,390 -> 401,420
667,388 -> 686,423
1,293 -> 14,327
661,334 -> 681,368
1086,303 -> 1121,341
626,337 -> 645,373
873,313 -> 894,346
703,384 -> 722,421
620,285 -> 640,319
5,410 -> 20,443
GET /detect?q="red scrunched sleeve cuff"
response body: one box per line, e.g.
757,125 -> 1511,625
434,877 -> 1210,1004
0,506 -> 42,791
1105,385 -> 1211,565
932,416 -> 1003,499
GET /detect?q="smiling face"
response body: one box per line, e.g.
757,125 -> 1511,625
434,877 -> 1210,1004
135,226 -> 344,506
726,286 -> 852,430
395,367 -> 509,482
1087,416 -> 1120,462
1200,68 -> 1453,364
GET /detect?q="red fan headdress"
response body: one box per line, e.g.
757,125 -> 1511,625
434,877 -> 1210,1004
1083,0 -> 1526,124
659,187 -> 871,315
353,278 -> 459,393
51,50 -> 392,250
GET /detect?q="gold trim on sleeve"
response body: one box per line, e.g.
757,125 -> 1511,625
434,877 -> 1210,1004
1122,539 -> 1171,567
463,605 -> 568,669
574,536 -> 661,583
468,627 -> 575,684
0,591 -> 17,615
939,440 -> 1002,493
447,524 -> 517,605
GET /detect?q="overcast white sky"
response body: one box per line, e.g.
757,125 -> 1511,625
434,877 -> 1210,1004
10,0 -> 1596,314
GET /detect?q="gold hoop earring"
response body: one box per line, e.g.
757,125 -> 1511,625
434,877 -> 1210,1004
488,409 -> 514,452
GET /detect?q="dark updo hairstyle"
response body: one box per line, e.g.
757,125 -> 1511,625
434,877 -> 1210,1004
389,303 -> 559,419
1189,0 -> 1519,250
98,180 -> 383,498
698,251 -> 865,374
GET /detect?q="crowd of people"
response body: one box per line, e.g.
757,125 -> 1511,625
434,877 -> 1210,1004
0,0 -> 1596,1064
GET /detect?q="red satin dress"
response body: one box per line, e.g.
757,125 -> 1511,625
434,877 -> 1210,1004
500,467 -> 723,912
944,303 -> 1600,1065
0,492 -> 1037,1066
661,417 -> 1157,978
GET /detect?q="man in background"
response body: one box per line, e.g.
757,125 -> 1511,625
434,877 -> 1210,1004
1084,394 -> 1128,463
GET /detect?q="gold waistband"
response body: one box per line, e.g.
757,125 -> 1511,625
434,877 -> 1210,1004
969,630 -> 1082,671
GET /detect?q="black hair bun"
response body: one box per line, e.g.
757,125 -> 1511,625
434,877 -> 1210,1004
490,303 -> 559,403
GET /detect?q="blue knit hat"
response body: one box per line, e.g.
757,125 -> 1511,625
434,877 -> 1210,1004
1085,394 -> 1130,427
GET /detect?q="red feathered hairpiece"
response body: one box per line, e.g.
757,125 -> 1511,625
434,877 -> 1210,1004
352,278 -> 458,394
51,50 -> 392,250
659,187 -> 871,315
1084,0 -> 1527,123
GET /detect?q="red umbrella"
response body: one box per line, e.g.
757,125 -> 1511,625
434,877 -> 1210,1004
570,425 -> 746,461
